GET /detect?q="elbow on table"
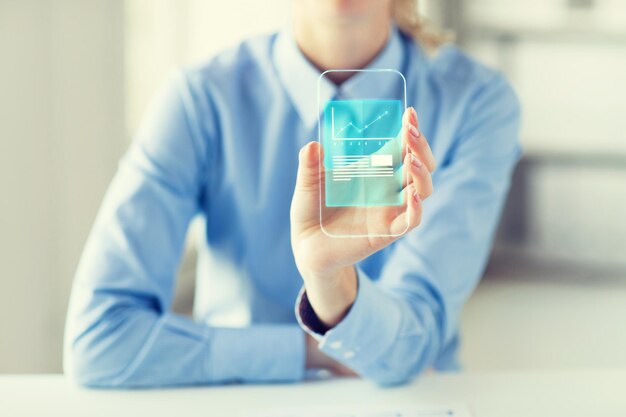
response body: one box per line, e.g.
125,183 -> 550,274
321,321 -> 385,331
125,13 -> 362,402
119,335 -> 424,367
64,337 -> 127,388
64,307 -> 151,388
64,351 -> 123,388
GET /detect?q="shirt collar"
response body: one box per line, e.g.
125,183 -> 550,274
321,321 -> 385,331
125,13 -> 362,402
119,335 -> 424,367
272,26 -> 405,130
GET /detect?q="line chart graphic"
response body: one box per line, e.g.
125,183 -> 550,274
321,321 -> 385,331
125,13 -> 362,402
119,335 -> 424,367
332,108 -> 391,140
327,99 -> 401,142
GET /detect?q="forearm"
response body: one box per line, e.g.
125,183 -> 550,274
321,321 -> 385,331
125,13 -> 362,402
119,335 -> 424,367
65,291 -> 305,387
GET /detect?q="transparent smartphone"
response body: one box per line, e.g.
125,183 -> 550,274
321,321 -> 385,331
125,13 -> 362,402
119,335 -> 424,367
317,69 -> 408,237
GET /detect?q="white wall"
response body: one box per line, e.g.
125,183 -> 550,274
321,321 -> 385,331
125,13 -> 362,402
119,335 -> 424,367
462,0 -> 626,267
0,0 -> 125,373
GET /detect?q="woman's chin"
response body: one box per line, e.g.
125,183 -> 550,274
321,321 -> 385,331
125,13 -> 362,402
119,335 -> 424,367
303,0 -> 388,21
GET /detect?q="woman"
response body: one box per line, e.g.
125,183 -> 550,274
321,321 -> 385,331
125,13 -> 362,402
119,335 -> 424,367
64,0 -> 520,387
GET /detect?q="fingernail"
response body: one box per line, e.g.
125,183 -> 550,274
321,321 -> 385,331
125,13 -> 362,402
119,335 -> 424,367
411,154 -> 422,168
409,124 -> 420,138
410,107 -> 418,125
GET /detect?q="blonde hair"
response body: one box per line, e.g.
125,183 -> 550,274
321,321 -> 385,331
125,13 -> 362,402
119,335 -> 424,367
393,0 -> 453,51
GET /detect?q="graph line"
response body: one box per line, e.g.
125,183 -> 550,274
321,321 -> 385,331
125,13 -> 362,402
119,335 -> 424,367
331,107 -> 393,141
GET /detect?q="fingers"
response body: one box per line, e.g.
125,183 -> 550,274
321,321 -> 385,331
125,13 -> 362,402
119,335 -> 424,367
401,153 -> 433,200
332,363 -> 359,377
390,183 -> 422,235
405,153 -> 433,200
394,108 -> 434,237
406,184 -> 423,229
402,107 -> 437,173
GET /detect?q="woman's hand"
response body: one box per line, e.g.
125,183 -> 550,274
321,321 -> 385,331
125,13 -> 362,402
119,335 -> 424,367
305,333 -> 358,376
290,108 -> 436,327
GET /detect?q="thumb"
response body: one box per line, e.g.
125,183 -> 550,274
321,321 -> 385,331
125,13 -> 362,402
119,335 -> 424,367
295,141 -> 322,193
291,141 -> 323,227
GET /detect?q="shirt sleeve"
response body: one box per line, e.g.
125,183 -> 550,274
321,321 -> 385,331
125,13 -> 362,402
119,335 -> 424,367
63,71 -> 305,387
296,74 -> 521,386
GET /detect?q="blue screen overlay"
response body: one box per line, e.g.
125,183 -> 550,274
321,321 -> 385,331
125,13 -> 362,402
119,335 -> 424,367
323,99 -> 404,207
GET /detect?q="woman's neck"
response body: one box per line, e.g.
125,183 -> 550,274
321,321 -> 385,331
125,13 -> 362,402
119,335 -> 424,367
292,3 -> 392,84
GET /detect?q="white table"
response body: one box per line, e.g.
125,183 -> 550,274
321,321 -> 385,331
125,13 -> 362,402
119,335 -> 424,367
1,369 -> 625,417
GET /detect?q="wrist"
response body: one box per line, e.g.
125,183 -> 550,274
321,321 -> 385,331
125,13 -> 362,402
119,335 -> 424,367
302,266 -> 357,328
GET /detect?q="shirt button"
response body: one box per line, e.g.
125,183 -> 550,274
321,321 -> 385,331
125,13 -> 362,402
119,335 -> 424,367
329,340 -> 343,349
343,350 -> 356,359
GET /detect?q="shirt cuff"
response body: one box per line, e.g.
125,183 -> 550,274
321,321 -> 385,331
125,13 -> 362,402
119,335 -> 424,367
295,268 -> 402,370
207,324 -> 305,383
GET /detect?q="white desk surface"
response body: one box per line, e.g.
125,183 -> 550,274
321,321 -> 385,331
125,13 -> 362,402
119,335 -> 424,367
1,369 -> 624,417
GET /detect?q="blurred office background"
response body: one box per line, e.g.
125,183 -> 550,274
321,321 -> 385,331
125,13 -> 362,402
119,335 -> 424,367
1,0 -> 624,374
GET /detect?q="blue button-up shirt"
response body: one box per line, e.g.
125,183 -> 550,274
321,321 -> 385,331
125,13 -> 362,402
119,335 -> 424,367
64,27 -> 520,387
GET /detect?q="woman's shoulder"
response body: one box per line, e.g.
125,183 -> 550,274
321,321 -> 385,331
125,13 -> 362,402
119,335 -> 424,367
406,40 -> 519,117
428,45 -> 499,84
180,33 -> 278,90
